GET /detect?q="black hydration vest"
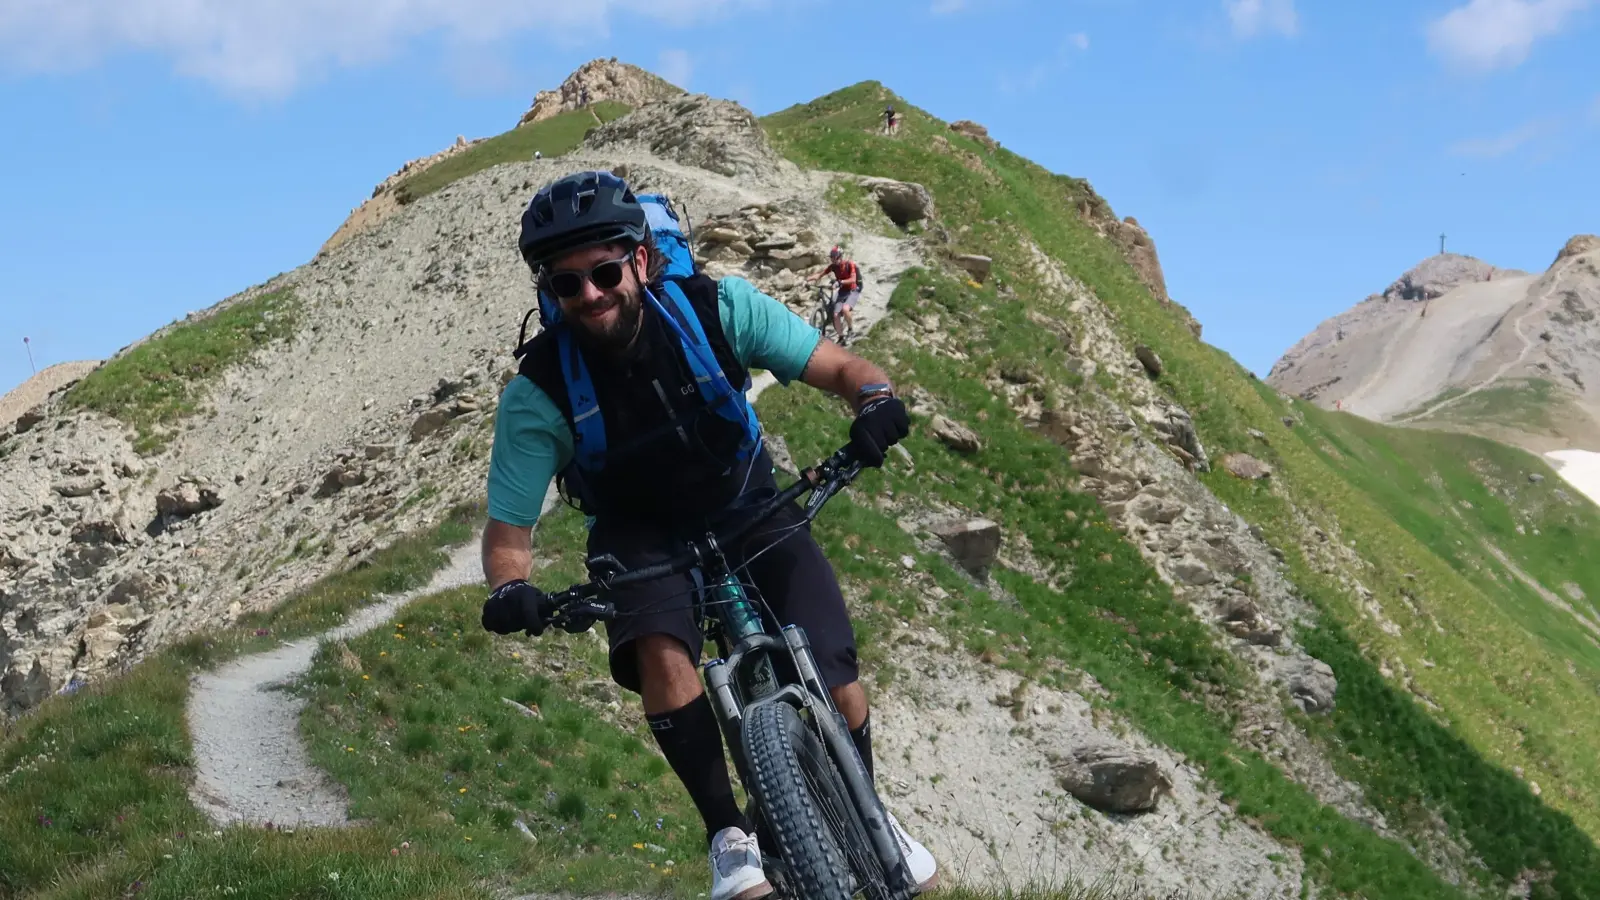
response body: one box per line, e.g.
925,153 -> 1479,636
517,274 -> 775,524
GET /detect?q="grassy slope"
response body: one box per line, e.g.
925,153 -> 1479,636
63,288 -> 298,454
394,102 -> 633,205
1405,378 -> 1581,439
759,82 -> 1600,897
0,507 -> 479,900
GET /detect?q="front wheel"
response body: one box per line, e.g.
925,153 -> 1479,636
809,306 -> 830,338
743,702 -> 889,900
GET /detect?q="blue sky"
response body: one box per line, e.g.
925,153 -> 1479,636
2,0 -> 1597,396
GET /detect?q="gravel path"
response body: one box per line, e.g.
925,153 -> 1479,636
187,532 -> 490,826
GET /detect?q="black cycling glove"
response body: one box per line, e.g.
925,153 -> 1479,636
481,579 -> 556,636
849,395 -> 910,468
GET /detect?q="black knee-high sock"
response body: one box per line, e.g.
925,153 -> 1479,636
850,714 -> 874,781
647,693 -> 749,844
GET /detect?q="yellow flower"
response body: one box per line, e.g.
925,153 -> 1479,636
633,843 -> 645,850
465,836 -> 472,842
362,675 -> 370,680
608,813 -> 617,820
511,653 -> 521,660
458,787 -> 467,794
379,651 -> 387,657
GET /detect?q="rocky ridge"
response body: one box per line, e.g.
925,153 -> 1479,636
518,57 -> 682,127
0,74 -> 1496,893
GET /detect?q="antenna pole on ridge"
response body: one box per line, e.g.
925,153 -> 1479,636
23,336 -> 35,374
1440,233 -> 1447,255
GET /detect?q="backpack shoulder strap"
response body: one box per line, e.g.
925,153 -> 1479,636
648,280 -> 762,456
553,326 -> 608,471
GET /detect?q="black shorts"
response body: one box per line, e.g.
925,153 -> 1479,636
587,500 -> 860,695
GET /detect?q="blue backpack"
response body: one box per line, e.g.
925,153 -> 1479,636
528,193 -> 762,473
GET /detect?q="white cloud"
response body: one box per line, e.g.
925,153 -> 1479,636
0,0 -> 758,98
1448,117 -> 1560,157
657,48 -> 692,89
1226,0 -> 1299,39
1068,32 -> 1090,50
1426,0 -> 1595,72
931,0 -> 966,14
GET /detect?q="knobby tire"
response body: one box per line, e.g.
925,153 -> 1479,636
744,701 -> 889,900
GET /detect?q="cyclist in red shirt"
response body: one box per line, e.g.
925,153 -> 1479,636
807,246 -> 860,344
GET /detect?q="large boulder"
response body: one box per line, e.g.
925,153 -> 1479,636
930,415 -> 983,454
1221,453 -> 1273,480
1051,738 -> 1171,813
954,254 -> 992,283
931,518 -> 1001,575
156,478 -> 223,519
1278,656 -> 1338,714
859,177 -> 934,226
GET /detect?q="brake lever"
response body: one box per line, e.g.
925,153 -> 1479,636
585,553 -> 628,588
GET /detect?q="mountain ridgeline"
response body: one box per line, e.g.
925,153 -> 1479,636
4,60 -> 1600,900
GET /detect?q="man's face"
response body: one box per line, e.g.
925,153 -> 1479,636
545,243 -> 648,349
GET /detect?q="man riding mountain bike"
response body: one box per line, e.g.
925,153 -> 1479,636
478,170 -> 938,900
806,246 -> 861,346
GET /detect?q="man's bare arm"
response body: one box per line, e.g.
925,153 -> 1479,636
799,339 -> 894,411
482,518 -> 535,589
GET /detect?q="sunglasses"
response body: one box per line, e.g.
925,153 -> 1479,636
544,254 -> 634,300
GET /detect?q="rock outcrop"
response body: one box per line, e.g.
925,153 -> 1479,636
518,57 -> 682,126
1,360 -> 99,434
586,93 -> 788,181
1382,253 -> 1509,302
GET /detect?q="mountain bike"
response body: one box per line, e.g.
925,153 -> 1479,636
544,443 -> 915,900
808,283 -> 840,343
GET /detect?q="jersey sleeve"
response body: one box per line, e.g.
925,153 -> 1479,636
486,376 -> 574,527
717,275 -> 823,385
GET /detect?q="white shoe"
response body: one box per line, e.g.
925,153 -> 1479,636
886,809 -> 939,893
710,826 -> 773,900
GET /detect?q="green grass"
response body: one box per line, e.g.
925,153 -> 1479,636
761,83 -> 1600,896
0,507 -> 480,900
393,102 -> 632,205
64,288 -> 299,454
1408,378 -> 1575,436
297,506 -> 711,899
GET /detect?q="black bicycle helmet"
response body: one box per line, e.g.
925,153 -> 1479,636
518,170 -> 647,269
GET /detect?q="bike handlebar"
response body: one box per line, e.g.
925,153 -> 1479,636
544,442 -> 864,629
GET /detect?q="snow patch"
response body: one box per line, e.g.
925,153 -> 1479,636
1545,449 -> 1600,508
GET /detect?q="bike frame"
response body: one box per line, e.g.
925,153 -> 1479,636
700,558 -> 913,900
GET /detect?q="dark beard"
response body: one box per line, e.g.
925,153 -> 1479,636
569,286 -> 644,353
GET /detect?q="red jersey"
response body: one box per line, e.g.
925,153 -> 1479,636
825,259 -> 860,288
